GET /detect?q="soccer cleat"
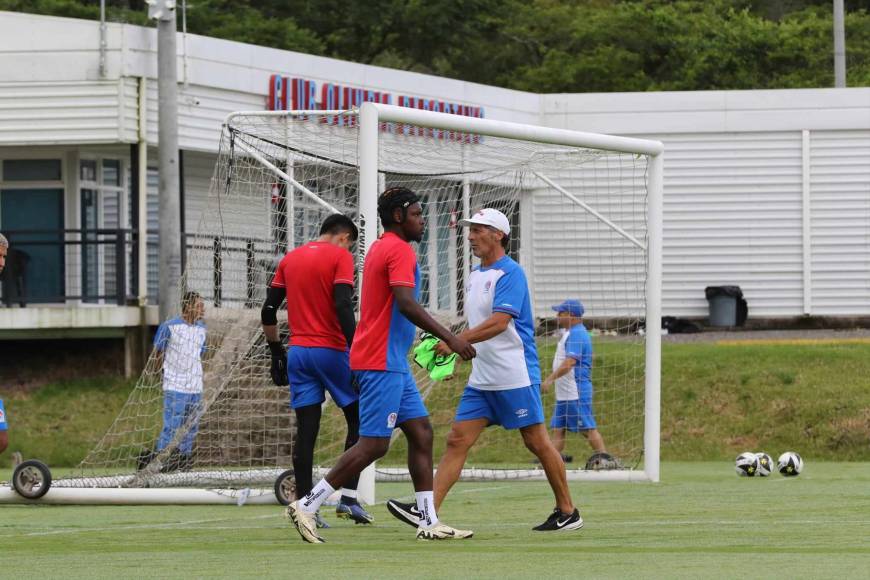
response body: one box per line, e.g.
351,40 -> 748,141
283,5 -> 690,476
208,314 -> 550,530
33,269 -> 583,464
286,501 -> 326,544
336,501 -> 374,525
314,511 -> 330,529
416,522 -> 474,540
386,499 -> 422,528
532,507 -> 584,532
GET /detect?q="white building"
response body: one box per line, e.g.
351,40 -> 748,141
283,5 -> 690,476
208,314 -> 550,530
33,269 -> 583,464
1,11 -> 868,360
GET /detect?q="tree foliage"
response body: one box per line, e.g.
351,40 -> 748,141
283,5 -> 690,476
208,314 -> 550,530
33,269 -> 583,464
1,0 -> 868,91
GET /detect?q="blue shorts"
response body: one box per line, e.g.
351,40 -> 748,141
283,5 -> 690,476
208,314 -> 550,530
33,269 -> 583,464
288,346 -> 358,410
455,385 -> 544,430
356,370 -> 429,438
0,399 -> 7,432
549,399 -> 597,431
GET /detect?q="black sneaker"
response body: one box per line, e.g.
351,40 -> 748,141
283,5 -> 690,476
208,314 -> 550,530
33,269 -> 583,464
532,507 -> 584,532
386,499 -> 422,528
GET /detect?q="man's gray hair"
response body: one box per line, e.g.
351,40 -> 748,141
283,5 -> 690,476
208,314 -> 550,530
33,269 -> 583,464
0,233 -> 7,248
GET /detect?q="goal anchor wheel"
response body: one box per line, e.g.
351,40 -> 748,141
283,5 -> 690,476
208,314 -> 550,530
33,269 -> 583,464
12,459 -> 52,500
274,469 -> 296,506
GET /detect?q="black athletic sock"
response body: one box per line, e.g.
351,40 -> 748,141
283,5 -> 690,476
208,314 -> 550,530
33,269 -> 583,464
293,404 -> 322,498
341,401 -> 362,492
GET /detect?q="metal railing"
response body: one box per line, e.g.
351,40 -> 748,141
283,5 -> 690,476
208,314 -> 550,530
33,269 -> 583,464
0,229 -> 279,308
0,228 -> 140,306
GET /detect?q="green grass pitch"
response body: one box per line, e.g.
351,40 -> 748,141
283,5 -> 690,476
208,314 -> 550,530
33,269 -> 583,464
2,462 -> 868,579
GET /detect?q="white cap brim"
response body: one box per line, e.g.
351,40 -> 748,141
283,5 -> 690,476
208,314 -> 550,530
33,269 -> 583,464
457,218 -> 509,235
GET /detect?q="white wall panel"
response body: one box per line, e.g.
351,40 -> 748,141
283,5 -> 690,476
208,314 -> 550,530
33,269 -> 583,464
809,131 -> 870,315
183,150 -> 218,232
0,81 -> 129,145
656,132 -> 804,317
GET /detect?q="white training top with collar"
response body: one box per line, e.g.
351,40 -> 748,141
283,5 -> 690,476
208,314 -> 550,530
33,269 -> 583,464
465,255 -> 541,391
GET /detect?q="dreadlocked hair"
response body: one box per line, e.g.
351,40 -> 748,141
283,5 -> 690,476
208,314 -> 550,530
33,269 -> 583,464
377,187 -> 420,227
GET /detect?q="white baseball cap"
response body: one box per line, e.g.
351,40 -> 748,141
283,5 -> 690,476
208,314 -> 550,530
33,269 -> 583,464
458,208 -> 510,235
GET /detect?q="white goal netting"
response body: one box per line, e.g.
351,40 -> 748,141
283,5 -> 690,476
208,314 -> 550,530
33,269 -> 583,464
48,109 -> 654,495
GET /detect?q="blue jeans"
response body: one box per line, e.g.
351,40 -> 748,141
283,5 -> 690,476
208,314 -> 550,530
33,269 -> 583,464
157,391 -> 203,454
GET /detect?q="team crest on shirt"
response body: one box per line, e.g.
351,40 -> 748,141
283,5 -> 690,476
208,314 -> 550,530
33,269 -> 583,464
483,280 -> 492,294
387,412 -> 397,428
0,409 -> 5,423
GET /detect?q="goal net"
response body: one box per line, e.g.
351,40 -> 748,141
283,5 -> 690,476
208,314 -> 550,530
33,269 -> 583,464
23,104 -> 661,503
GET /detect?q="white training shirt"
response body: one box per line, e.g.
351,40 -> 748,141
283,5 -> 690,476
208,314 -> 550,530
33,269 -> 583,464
553,330 -> 579,401
465,255 -> 540,390
153,317 -> 207,394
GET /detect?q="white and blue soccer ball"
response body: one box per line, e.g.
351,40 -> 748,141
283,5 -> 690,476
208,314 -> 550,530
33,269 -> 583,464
735,452 -> 759,477
777,451 -> 803,477
754,452 -> 774,477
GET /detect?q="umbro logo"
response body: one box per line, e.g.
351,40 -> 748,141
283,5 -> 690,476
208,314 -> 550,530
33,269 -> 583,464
515,408 -> 528,418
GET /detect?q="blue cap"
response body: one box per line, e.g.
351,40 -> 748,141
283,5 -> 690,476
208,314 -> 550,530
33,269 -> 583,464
552,299 -> 584,317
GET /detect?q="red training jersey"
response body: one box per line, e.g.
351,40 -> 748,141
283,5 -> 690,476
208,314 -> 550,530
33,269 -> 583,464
350,232 -> 420,372
271,241 -> 355,350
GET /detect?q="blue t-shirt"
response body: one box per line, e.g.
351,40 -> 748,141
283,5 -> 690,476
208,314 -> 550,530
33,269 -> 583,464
565,323 -> 593,386
0,399 -> 7,432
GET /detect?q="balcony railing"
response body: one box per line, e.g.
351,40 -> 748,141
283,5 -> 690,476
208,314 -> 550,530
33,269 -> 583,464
0,229 -> 277,308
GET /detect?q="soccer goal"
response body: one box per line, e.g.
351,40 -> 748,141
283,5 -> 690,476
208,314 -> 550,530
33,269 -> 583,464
0,103 -> 661,505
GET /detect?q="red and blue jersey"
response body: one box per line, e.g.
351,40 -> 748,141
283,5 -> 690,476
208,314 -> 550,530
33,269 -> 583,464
350,232 -> 420,372
271,241 -> 356,351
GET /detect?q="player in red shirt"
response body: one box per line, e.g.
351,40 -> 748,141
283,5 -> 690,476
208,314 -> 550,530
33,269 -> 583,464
261,214 -> 372,525
287,187 -> 476,544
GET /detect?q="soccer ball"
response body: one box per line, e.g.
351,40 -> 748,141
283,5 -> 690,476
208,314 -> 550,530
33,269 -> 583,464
777,451 -> 803,476
755,452 -> 774,477
734,452 -> 759,477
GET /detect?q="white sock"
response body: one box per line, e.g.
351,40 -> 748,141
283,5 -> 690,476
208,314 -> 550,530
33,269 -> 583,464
340,488 -> 358,499
415,491 -> 439,528
299,479 -> 335,514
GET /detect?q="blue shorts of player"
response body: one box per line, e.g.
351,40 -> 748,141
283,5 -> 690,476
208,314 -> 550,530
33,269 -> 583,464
356,370 -> 428,438
455,385 -> 544,429
0,399 -> 8,432
287,346 -> 358,410
549,399 -> 597,432
157,390 -> 202,454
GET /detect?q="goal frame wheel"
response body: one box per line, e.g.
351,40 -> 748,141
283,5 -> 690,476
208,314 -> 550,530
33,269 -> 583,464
12,459 -> 52,500
274,469 -> 296,505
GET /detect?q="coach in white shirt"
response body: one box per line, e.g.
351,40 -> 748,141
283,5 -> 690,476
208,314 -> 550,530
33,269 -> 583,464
388,208 -> 584,533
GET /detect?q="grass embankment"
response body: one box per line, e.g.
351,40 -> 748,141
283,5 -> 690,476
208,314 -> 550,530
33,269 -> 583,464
1,341 -> 868,468
0,378 -> 134,468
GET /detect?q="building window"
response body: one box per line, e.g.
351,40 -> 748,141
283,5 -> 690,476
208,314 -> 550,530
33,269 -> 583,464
3,159 -> 62,182
80,157 -> 128,304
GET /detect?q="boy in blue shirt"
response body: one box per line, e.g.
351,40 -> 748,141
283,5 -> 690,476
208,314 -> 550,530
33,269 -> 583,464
541,299 -> 607,458
151,291 -> 207,471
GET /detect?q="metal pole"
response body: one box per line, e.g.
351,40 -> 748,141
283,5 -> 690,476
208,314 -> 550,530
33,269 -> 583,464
157,4 -> 182,320
99,0 -> 107,77
834,0 -> 846,88
137,77 -> 148,305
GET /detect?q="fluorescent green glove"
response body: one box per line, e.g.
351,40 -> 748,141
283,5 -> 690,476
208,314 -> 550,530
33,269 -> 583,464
413,333 -> 439,370
428,353 -> 457,381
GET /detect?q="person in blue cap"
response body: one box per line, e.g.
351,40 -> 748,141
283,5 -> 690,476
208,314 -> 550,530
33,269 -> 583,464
541,299 -> 607,460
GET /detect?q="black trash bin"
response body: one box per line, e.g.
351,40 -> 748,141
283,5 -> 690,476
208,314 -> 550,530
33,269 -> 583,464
704,286 -> 748,327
